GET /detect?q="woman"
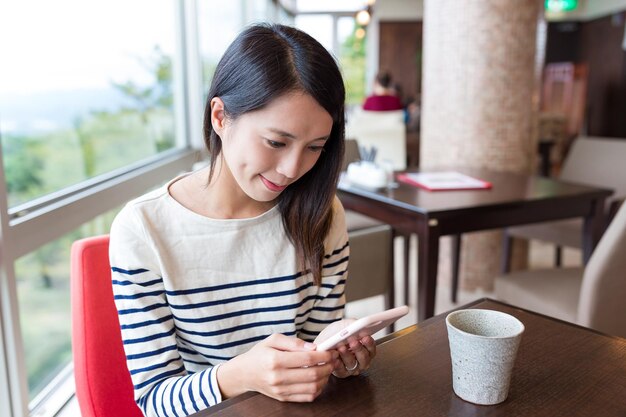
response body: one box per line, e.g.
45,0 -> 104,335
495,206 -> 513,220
110,24 -> 376,417
362,71 -> 404,111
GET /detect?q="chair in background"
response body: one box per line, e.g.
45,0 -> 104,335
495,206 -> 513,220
344,211 -> 394,308
71,235 -> 143,417
537,112 -> 567,176
346,109 -> 407,170
495,203 -> 626,339
341,138 -> 362,172
541,62 -> 588,152
502,137 -> 626,271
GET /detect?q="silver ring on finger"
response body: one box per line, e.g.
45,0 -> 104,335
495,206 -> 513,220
345,359 -> 359,372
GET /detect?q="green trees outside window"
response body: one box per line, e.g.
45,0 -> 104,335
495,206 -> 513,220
2,47 -> 176,209
341,22 -> 367,106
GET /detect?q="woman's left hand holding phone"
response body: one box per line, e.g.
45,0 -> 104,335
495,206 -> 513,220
330,334 -> 376,378
216,334 -> 339,402
313,319 -> 377,378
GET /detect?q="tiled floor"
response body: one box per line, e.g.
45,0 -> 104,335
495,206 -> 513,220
57,238 -> 581,416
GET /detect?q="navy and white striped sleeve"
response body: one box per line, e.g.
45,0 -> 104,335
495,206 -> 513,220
299,197 -> 349,340
110,207 -> 222,417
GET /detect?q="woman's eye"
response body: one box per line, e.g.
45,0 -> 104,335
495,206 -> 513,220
309,145 -> 325,153
267,140 -> 285,148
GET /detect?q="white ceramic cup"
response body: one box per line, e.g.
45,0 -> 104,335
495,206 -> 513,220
446,309 -> 525,405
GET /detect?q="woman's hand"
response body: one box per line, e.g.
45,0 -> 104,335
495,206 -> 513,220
330,334 -> 376,378
217,334 -> 338,402
313,319 -> 377,378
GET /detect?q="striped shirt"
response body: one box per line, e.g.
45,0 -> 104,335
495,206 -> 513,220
109,179 -> 349,417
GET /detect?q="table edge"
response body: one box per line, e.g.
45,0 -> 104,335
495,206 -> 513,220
377,297 -> 626,346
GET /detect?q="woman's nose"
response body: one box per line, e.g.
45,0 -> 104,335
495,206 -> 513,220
276,150 -> 303,179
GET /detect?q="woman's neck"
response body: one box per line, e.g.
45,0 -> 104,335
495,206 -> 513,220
373,85 -> 391,96
169,159 -> 274,219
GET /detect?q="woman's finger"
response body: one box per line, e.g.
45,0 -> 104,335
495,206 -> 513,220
331,358 -> 350,378
346,340 -> 368,371
269,361 -> 335,385
260,335 -> 336,369
336,344 -> 359,376
267,376 -> 331,402
275,350 -> 337,369
262,333 -> 316,352
360,335 -> 377,358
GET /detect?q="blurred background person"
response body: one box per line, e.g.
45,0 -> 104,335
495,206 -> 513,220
362,71 -> 404,111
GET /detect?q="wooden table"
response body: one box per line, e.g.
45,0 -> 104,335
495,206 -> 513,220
195,299 -> 626,417
337,168 -> 612,320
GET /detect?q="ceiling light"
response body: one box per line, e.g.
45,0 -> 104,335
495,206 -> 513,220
356,10 -> 370,26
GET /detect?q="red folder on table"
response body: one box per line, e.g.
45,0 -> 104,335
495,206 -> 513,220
397,171 -> 492,191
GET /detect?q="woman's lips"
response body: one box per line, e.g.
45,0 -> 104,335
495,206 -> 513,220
260,175 -> 287,192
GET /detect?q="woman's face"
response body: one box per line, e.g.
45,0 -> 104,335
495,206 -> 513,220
212,92 -> 334,203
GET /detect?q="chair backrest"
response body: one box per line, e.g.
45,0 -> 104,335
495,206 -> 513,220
346,109 -> 407,170
578,203 -> 626,338
71,235 -> 142,417
560,137 -> 626,203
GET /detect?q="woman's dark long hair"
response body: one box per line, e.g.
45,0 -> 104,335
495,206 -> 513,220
203,24 -> 346,285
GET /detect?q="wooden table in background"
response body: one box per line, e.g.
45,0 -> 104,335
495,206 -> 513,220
195,299 -> 626,417
337,169 -> 612,320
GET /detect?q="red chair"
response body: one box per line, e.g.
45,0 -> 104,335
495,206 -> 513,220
71,235 -> 142,417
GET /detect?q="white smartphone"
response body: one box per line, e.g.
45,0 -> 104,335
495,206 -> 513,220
315,305 -> 410,351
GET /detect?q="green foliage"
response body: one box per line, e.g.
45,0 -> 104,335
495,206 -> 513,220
3,46 -> 176,208
2,135 -> 44,199
17,215 -> 117,398
112,46 -> 174,113
341,24 -> 367,105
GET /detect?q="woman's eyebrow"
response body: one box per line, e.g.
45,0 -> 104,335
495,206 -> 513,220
267,128 -> 328,141
268,128 -> 297,139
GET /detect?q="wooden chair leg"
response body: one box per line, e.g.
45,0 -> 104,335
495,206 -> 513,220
501,231 -> 513,273
386,231 -> 396,332
386,231 -> 395,311
403,234 -> 410,307
451,234 -> 461,303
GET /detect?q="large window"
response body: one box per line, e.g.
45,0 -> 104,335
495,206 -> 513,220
0,1 -> 199,416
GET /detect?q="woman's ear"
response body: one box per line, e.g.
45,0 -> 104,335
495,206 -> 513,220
210,97 -> 226,136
